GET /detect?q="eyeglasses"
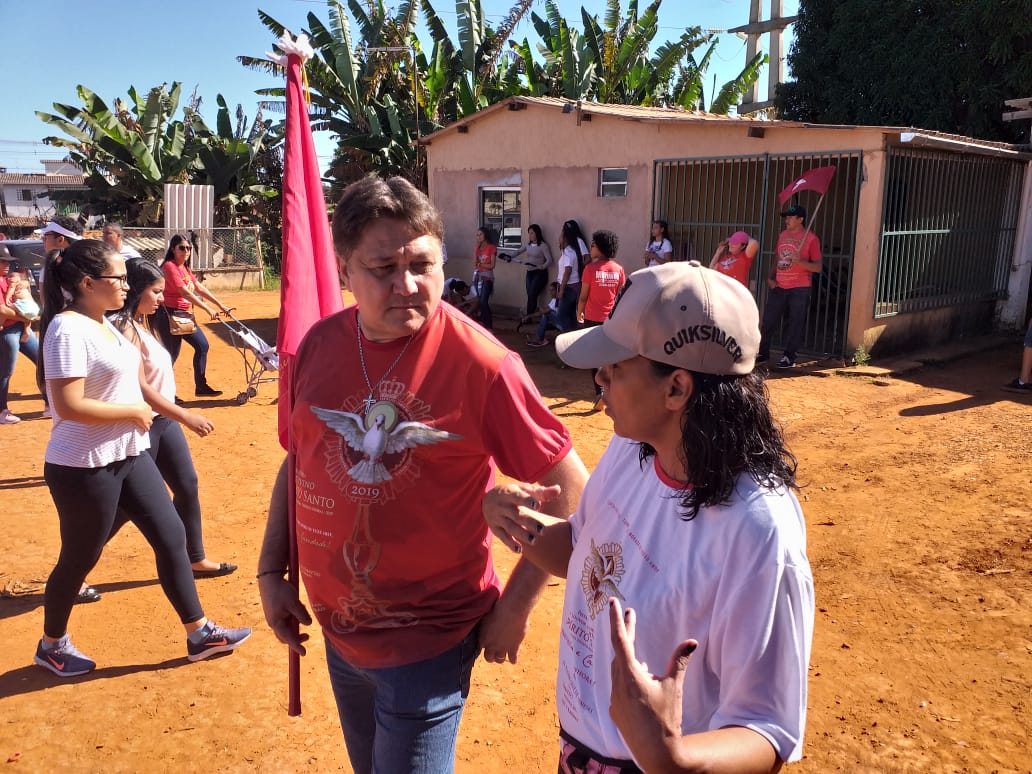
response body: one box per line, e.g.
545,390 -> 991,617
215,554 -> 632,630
175,245 -> 192,252
94,274 -> 130,286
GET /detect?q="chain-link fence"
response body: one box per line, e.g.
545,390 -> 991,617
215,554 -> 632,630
108,226 -> 265,277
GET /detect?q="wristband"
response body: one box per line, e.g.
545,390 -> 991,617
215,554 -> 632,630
256,568 -> 287,579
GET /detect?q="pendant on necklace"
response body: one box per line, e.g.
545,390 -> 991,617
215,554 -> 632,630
363,394 -> 377,414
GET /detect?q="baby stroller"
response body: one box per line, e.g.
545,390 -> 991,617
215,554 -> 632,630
215,310 -> 279,404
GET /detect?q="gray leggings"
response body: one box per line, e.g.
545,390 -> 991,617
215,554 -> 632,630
43,453 -> 203,638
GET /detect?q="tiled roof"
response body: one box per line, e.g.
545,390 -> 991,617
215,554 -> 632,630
0,173 -> 86,187
0,216 -> 46,227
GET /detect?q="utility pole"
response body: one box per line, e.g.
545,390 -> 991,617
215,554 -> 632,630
731,0 -> 798,114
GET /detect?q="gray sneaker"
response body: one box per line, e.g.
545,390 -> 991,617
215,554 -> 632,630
35,635 -> 96,677
777,355 -> 796,369
187,622 -> 252,662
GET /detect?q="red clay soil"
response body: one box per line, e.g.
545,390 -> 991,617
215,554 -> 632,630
1,288 -> 1030,772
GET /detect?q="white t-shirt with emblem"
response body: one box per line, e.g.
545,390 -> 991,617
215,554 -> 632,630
558,436 -> 814,764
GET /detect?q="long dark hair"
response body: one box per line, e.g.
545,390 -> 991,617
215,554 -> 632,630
639,366 -> 798,520
36,239 -> 118,392
163,233 -> 193,267
527,223 -> 544,245
109,257 -> 163,333
562,219 -> 587,276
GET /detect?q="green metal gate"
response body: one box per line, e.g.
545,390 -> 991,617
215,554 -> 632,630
875,147 -> 1024,323
652,151 -> 863,360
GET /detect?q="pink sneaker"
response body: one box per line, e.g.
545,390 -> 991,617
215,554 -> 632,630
0,409 -> 21,425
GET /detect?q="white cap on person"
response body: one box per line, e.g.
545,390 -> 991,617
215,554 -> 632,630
555,260 -> 760,375
34,221 -> 81,241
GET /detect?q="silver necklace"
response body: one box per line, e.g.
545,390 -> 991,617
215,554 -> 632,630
356,312 -> 414,414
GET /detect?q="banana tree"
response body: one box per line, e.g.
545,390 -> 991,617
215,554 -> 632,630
240,1 -> 424,186
36,82 -> 192,223
186,95 -> 277,224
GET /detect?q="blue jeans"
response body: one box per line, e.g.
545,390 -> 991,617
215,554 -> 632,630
557,283 -> 580,333
474,277 -> 493,329
325,628 -> 479,774
525,268 -> 549,316
760,285 -> 811,361
0,322 -> 39,410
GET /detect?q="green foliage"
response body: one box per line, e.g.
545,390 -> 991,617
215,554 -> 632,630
852,344 -> 871,367
776,0 -> 1032,143
241,0 -> 763,188
36,82 -> 277,226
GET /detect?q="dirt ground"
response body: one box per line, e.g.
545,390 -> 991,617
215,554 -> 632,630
1,288 -> 1030,773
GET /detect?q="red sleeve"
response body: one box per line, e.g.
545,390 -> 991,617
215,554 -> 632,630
482,353 -> 573,483
805,233 -> 822,263
162,261 -> 185,291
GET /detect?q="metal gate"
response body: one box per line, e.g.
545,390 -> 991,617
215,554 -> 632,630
652,150 -> 863,360
875,147 -> 1024,322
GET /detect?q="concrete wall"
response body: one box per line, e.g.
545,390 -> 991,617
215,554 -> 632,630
427,104 -> 890,316
427,103 -> 1027,356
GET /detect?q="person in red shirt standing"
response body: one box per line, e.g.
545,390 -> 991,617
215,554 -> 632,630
577,230 -> 626,410
152,234 -> 232,397
710,230 -> 759,287
472,227 -> 497,329
758,205 -> 822,368
257,176 -> 588,774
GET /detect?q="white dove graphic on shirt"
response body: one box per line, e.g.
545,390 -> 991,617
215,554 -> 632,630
311,406 -> 462,484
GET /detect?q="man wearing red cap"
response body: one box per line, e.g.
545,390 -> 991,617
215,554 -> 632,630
485,260 -> 814,773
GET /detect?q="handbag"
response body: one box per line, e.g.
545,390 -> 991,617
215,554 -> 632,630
168,309 -> 197,336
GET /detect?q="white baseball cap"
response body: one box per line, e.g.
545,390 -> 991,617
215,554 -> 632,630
555,260 -> 760,375
34,221 -> 81,241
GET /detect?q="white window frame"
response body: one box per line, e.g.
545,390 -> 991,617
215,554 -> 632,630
479,186 -> 522,249
599,168 -> 628,198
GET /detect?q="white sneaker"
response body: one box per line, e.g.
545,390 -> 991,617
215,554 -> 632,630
0,409 -> 21,424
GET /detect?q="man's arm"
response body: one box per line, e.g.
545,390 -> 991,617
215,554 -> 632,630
794,233 -> 822,273
478,449 -> 589,664
257,456 -> 313,656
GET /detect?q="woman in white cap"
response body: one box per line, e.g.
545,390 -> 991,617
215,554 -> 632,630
484,261 -> 815,774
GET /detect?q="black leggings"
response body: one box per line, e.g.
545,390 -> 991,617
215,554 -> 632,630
148,416 -> 207,563
43,454 -> 203,638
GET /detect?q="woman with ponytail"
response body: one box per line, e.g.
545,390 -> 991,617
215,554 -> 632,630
108,257 -> 236,577
33,240 -> 249,677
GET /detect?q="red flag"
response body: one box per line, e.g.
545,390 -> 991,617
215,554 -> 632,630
273,33 -> 344,719
778,165 -> 837,205
277,46 -> 344,449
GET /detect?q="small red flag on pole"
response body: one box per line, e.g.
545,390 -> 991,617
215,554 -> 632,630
778,165 -> 837,205
270,30 -> 344,717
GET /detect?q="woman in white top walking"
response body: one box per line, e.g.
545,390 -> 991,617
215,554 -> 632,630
33,239 -> 250,677
109,257 -> 237,577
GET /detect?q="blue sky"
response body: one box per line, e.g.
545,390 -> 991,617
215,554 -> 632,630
0,0 -> 797,173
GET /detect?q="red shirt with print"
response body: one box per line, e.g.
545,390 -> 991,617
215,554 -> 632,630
774,230 -> 821,290
581,260 -> 626,322
289,302 -> 572,668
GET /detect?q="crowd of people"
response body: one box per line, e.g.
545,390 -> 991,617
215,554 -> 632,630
19,179 -> 982,774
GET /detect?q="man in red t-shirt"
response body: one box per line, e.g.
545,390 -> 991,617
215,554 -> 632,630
577,230 -> 626,410
258,176 -> 588,774
758,205 -> 822,369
